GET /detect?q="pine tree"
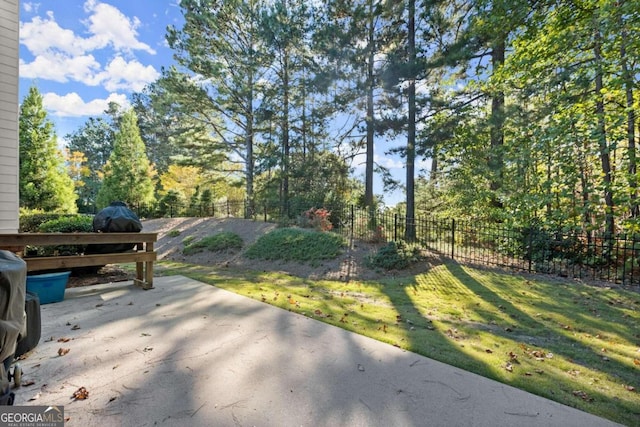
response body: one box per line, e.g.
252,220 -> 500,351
19,86 -> 77,213
96,109 -> 156,209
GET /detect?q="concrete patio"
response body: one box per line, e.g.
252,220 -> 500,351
12,276 -> 620,426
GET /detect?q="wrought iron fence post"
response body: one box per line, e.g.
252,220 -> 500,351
394,214 -> 398,241
528,229 -> 533,273
451,218 -> 455,260
350,204 -> 355,237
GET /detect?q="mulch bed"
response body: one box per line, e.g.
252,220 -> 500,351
66,264 -> 133,288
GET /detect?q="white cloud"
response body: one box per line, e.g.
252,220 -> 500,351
22,2 -> 38,13
20,54 -> 102,84
19,0 -> 157,90
20,14 -> 90,56
43,92 -> 130,117
83,0 -> 156,55
375,154 -> 404,170
98,56 -> 160,92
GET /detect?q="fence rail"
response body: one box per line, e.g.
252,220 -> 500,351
132,199 -> 640,287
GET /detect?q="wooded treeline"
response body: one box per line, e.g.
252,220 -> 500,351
20,0 -> 640,237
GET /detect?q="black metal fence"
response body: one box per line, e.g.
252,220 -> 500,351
134,199 -> 640,287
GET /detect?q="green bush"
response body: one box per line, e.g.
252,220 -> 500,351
366,241 -> 422,270
21,214 -> 94,256
20,213 -> 78,232
38,215 -> 94,233
183,232 -> 243,255
244,228 -> 344,263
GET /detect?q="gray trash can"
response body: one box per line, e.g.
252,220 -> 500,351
0,250 -> 26,405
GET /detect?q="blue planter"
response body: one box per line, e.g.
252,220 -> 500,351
26,271 -> 70,304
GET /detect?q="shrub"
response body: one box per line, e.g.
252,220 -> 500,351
245,228 -> 344,262
168,229 -> 181,237
299,208 -> 333,232
366,241 -> 422,270
183,232 -> 243,255
20,212 -> 78,232
38,215 -> 94,233
24,214 -> 94,256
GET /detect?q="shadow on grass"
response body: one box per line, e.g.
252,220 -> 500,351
409,262 -> 639,425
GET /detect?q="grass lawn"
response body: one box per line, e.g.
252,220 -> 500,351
154,260 -> 640,426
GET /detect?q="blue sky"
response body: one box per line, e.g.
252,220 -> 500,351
19,0 -> 183,137
18,0 -> 412,205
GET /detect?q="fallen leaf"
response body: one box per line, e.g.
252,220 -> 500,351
288,297 -> 296,304
57,348 -> 70,356
57,337 -> 70,343
508,351 -> 518,361
634,359 -> 640,366
485,349 -> 493,354
141,333 -> 151,337
71,325 -> 80,330
505,363 -> 513,372
572,390 -> 593,402
72,387 -> 89,400
624,385 -> 635,392
21,380 -> 35,387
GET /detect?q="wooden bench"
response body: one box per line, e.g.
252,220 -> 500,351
0,233 -> 157,290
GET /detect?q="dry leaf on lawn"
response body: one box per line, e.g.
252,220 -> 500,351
72,387 -> 89,400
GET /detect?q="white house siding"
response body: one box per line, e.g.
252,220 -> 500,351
0,0 -> 19,233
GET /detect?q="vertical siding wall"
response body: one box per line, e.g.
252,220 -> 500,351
0,0 -> 19,233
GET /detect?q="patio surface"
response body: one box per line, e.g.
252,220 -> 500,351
12,276 -> 620,426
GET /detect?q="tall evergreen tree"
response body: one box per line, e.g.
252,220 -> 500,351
65,116 -> 115,211
167,0 -> 269,214
19,86 -> 77,213
96,109 -> 156,209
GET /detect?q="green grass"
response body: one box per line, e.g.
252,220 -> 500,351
182,231 -> 243,255
244,228 -> 345,264
152,261 -> 640,426
168,229 -> 181,237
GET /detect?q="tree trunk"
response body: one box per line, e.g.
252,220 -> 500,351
489,37 -> 505,211
593,16 -> 615,239
364,0 -> 375,209
282,53 -> 291,217
246,76 -> 255,219
618,10 -> 638,218
405,0 -> 416,241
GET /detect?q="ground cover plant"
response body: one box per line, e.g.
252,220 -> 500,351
153,258 -> 640,426
244,228 -> 345,264
182,231 -> 243,255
